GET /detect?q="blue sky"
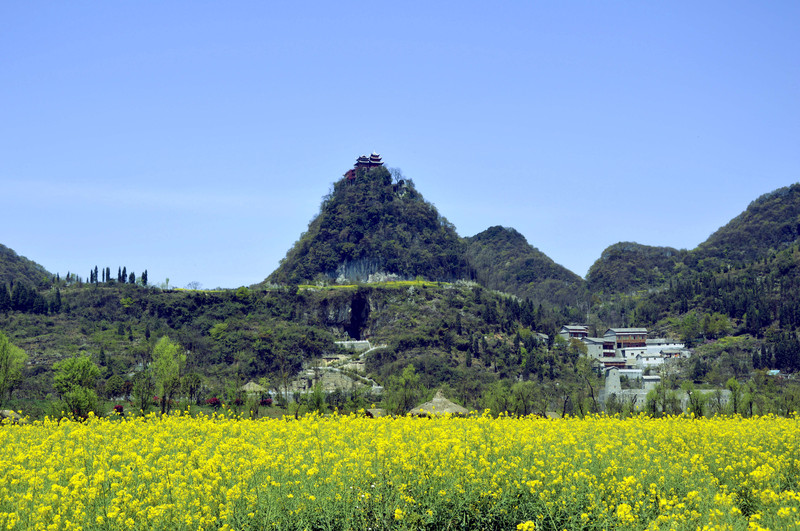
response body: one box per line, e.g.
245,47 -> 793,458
2,2 -> 798,289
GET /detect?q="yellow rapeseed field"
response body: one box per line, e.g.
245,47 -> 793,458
0,412 -> 798,530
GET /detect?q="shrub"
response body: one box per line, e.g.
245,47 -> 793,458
206,397 -> 222,409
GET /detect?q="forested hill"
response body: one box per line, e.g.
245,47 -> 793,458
586,242 -> 687,295
691,184 -> 800,269
465,226 -> 587,308
585,183 -> 800,297
265,166 -> 469,285
0,244 -> 51,288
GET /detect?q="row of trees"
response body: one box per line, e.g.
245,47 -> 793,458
88,266 -> 148,286
626,377 -> 800,419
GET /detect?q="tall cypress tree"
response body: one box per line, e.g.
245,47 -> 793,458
121,267 -> 127,283
0,285 -> 9,312
51,288 -> 62,313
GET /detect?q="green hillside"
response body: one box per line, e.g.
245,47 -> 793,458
266,166 -> 468,285
0,279 -> 581,413
692,183 -> 800,269
465,226 -> 587,308
586,242 -> 686,295
0,244 -> 51,288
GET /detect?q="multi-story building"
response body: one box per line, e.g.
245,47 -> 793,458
558,325 -> 589,341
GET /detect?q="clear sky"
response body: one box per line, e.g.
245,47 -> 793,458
2,2 -> 798,289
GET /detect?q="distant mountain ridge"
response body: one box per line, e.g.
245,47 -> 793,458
4,162 -> 798,310
266,158 -> 800,304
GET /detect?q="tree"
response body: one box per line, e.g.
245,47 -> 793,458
0,285 -> 9,312
182,372 -> 203,405
129,272 -> 135,284
307,381 -> 327,414
511,380 -> 538,415
51,288 -> 62,313
0,332 -> 27,404
105,374 -> 125,399
681,380 -> 706,417
131,371 -> 155,412
726,377 -> 743,415
52,355 -> 101,418
384,364 -> 423,414
152,336 -> 186,414
680,312 -> 702,347
485,380 -> 513,415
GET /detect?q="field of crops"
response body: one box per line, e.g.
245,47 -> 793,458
1,412 -> 798,530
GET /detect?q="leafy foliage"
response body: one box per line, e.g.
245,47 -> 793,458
0,331 -> 26,404
52,355 -> 101,418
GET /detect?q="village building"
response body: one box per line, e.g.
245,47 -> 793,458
558,325 -> 589,341
635,351 -> 665,369
581,337 -> 605,359
603,328 -> 648,352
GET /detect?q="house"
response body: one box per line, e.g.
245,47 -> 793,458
559,325 -> 589,341
595,328 -> 649,369
604,328 -> 648,349
635,352 -> 664,369
581,337 -> 605,360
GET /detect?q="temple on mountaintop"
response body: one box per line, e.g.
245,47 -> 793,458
344,152 -> 383,181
